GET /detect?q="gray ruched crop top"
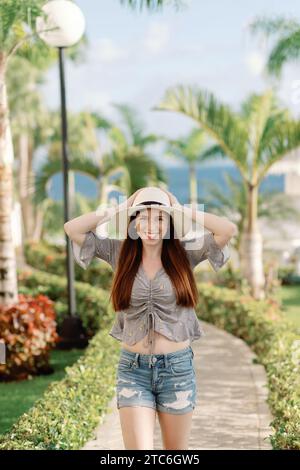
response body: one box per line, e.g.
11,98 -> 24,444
70,229 -> 230,359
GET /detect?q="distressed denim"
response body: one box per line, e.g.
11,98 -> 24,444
116,345 -> 197,414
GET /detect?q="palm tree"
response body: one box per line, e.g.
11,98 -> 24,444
0,0 -> 47,305
203,172 -> 300,259
0,0 -> 87,304
163,128 -> 210,205
154,86 -> 300,299
99,103 -> 167,200
33,105 -> 167,240
32,110 -> 107,240
248,15 -> 300,77
7,55 -> 53,244
119,0 -> 186,12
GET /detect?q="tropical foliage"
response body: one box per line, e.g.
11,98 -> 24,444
249,14 -> 300,77
154,86 -> 300,298
0,293 -> 58,381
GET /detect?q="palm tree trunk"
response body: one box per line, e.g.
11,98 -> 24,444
32,205 -> 44,242
189,162 -> 198,205
241,183 -> 266,299
19,133 -> 35,238
0,53 -> 18,305
99,175 -> 108,205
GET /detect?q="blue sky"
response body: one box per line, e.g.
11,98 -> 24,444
41,0 -> 300,167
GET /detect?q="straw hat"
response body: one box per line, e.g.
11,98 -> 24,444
107,186 -> 193,239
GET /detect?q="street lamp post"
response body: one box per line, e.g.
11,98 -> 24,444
36,0 -> 88,348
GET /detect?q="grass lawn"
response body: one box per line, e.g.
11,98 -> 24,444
279,285 -> 300,332
0,348 -> 85,435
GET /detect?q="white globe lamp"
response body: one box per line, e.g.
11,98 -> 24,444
36,0 -> 85,47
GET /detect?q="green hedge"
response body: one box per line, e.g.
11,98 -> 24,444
196,282 -> 300,450
2,269 -> 298,449
0,328 -> 120,449
24,241 -> 114,290
17,268 -> 115,338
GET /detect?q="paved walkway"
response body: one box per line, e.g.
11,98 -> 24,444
82,321 -> 274,450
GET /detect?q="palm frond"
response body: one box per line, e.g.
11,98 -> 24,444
154,84 -> 249,176
108,126 -> 130,154
267,30 -> 300,77
257,119 -> 300,182
33,155 -> 100,205
118,0 -> 186,12
248,14 -> 300,78
243,90 -> 280,168
200,143 -> 228,160
248,14 -> 300,37
165,128 -> 211,166
112,103 -> 144,145
0,0 -> 44,54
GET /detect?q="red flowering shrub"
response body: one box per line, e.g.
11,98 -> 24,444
0,294 -> 59,381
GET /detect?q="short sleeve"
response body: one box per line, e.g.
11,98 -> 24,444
182,231 -> 230,271
109,310 -> 125,341
70,230 -> 122,270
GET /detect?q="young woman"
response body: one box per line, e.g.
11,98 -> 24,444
64,186 -> 237,450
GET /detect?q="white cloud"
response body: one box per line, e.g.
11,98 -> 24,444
143,21 -> 171,54
92,38 -> 129,63
81,90 -> 113,115
244,50 -> 265,76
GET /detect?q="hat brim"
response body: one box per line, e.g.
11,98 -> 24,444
107,204 -> 193,239
128,204 -> 172,216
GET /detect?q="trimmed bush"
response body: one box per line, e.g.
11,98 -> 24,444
24,241 -> 113,290
196,281 -> 300,450
17,268 -> 115,338
2,266 -> 298,449
0,328 -> 120,449
0,294 -> 59,381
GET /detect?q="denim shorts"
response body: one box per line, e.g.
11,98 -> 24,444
116,345 -> 197,415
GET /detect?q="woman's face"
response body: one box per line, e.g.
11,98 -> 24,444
135,208 -> 170,243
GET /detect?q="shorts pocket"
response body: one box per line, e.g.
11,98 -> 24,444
118,357 -> 133,370
169,358 -> 193,375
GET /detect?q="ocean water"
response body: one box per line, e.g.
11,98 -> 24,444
49,165 -> 284,205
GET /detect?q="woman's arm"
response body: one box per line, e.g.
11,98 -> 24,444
64,207 -> 118,246
162,189 -> 238,248
188,208 -> 237,248
64,188 -> 144,247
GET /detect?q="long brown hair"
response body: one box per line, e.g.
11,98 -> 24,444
109,202 -> 199,311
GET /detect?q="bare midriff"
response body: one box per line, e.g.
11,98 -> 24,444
121,331 -> 190,355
